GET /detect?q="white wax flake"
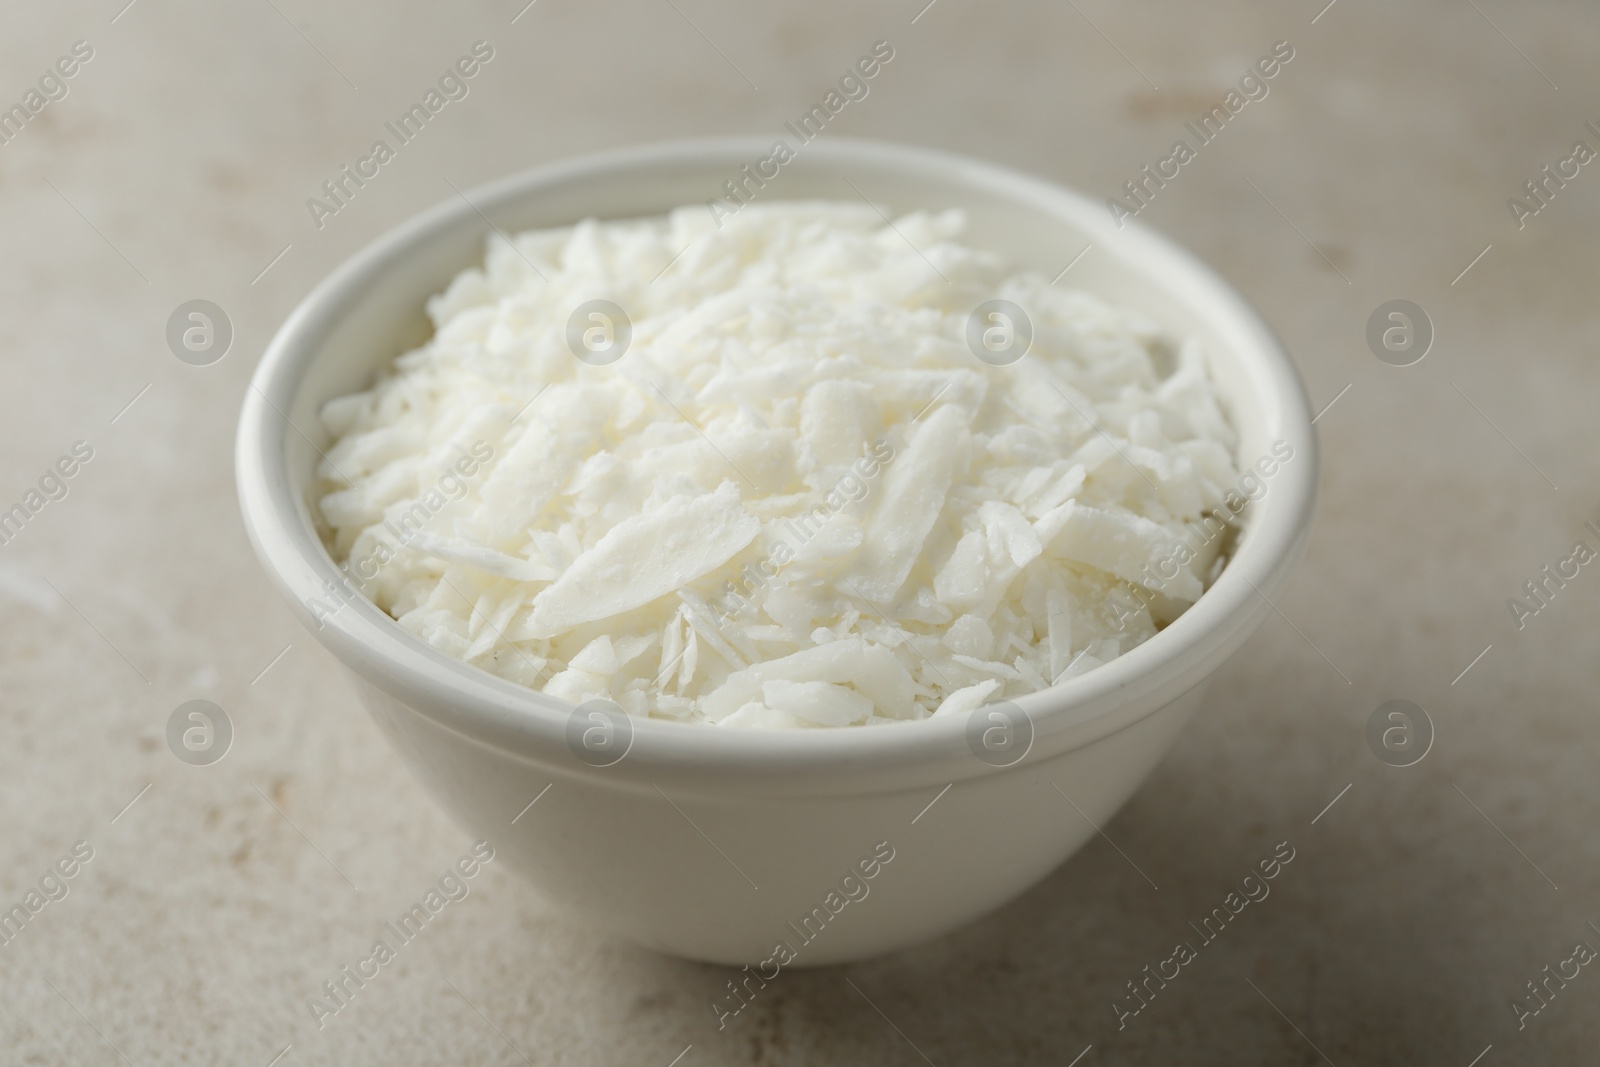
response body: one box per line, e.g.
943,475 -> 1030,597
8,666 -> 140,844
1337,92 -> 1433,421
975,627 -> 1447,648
980,501 -> 1042,569
847,404 -> 969,603
315,202 -> 1245,727
1046,503 -> 1204,601
402,532 -> 558,583
718,702 -> 803,729
568,635 -> 619,675
943,614 -> 994,658
932,678 -> 1002,718
526,482 -> 758,638
703,638 -> 914,722
800,380 -> 881,466
760,680 -> 874,727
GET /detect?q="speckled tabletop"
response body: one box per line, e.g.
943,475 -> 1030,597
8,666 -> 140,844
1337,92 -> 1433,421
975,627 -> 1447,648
2,0 -> 1597,1064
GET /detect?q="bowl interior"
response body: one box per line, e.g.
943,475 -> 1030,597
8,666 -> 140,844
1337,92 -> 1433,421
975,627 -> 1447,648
290,141 -> 1287,526
245,137 -> 1315,786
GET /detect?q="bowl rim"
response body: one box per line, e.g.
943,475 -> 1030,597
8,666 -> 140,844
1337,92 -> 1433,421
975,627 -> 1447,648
235,135 -> 1318,788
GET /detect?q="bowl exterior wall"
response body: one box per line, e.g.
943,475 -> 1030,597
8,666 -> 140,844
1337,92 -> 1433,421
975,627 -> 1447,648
356,677 -> 1205,964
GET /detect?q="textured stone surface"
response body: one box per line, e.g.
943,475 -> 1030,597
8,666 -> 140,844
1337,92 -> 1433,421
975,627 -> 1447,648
0,0 -> 1596,1063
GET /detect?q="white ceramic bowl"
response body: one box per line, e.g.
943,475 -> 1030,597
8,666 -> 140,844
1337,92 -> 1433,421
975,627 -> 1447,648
236,137 -> 1317,966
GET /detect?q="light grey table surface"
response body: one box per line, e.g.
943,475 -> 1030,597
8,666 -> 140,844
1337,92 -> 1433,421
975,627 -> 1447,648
1,1 -> 1596,1063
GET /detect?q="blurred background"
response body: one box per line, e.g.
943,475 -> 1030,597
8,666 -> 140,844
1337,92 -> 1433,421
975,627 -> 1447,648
1,0 -> 1596,1063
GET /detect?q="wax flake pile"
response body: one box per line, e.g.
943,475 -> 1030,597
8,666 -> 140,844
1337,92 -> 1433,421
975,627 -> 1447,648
316,202 -> 1243,727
